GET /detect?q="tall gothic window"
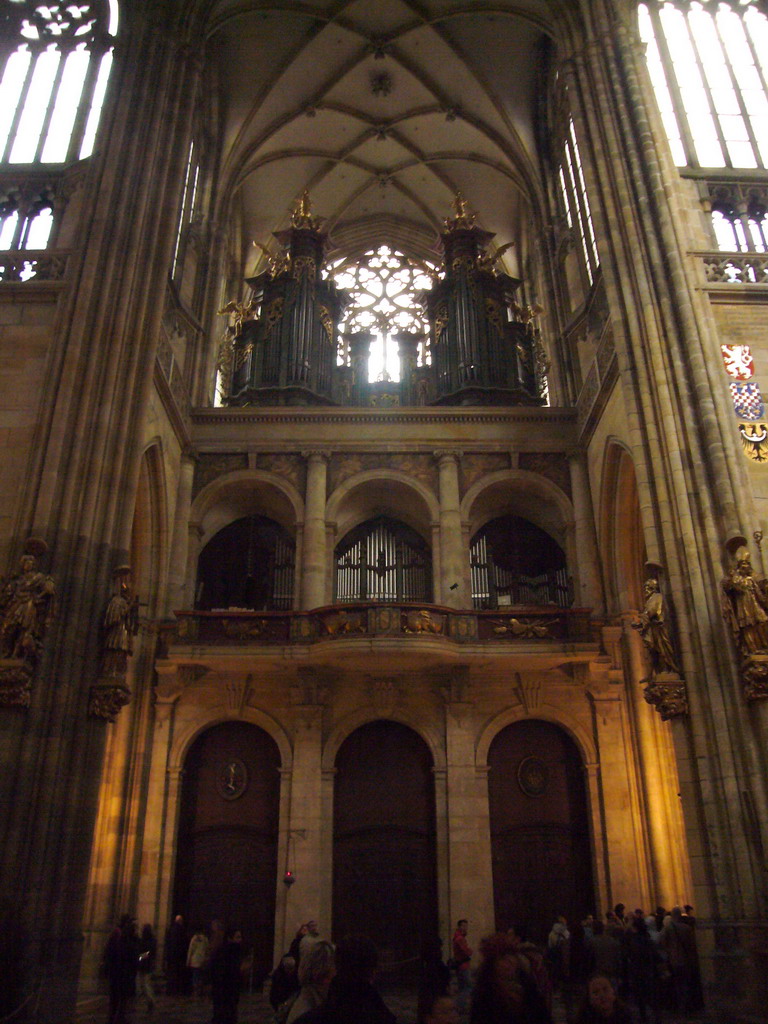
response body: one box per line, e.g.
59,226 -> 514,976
172,138 -> 201,281
639,1 -> 768,169
558,119 -> 600,286
328,247 -> 436,382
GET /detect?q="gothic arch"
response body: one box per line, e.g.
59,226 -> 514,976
326,468 -> 439,543
322,706 -> 445,772
598,440 -> 644,613
134,439 -> 169,616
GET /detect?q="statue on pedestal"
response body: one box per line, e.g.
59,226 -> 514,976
721,539 -> 768,701
632,577 -> 681,678
89,566 -> 139,722
0,539 -> 55,707
632,572 -> 687,720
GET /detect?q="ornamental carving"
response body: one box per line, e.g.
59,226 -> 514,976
460,453 -> 509,494
518,453 -> 572,498
0,662 -> 33,708
193,453 -> 249,497
642,679 -> 689,721
88,684 -> 131,722
328,452 -> 437,492
253,453 -> 305,490
0,538 -> 55,708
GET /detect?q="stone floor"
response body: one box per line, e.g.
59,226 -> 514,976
76,985 -> 711,1024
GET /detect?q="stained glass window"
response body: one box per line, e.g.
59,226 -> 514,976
327,246 -> 437,382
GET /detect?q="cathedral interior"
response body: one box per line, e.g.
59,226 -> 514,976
2,0 -> 768,1020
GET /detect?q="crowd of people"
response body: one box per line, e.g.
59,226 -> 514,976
101,902 -> 703,1024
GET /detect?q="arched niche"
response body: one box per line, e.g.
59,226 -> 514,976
191,470 -> 303,549
172,721 -> 281,981
487,719 -> 594,943
462,470 -> 574,552
132,440 -> 169,616
599,441 -> 645,612
326,469 -> 438,543
332,720 -> 437,967
196,513 -> 295,610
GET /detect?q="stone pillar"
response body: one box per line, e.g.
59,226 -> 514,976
281,681 -> 325,945
442,670 -> 494,951
435,450 -> 467,608
568,452 -> 605,612
166,451 -> 196,614
620,615 -> 692,907
588,684 -> 651,908
348,331 -> 373,406
300,451 -> 329,610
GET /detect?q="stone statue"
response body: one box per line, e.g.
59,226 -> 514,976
720,545 -> 768,658
102,568 -> 139,678
0,546 -> 55,663
632,577 -> 681,678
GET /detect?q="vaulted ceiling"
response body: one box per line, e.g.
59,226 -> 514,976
204,1 -> 573,276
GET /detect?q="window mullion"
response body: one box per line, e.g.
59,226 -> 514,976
683,10 -> 731,165
33,45 -> 67,162
650,7 -> 699,166
66,47 -> 100,163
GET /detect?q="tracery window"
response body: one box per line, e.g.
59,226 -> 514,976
711,201 -> 768,251
334,516 -> 432,603
558,119 -> 600,286
639,1 -> 768,169
327,247 -> 436,382
0,0 -> 118,166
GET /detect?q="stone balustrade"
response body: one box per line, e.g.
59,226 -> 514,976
166,602 -> 593,648
697,250 -> 768,285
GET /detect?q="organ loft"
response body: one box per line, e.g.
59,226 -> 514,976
1,1 -> 768,1021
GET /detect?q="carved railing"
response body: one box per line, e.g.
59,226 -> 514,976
0,250 -> 69,283
697,251 -> 768,285
167,602 -> 593,648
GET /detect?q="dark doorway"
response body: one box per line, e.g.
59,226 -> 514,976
333,720 -> 437,972
173,721 -> 280,980
488,719 -> 594,944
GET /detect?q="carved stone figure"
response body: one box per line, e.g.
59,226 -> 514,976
632,578 -> 681,678
0,545 -> 55,663
720,546 -> 768,658
102,568 -> 139,678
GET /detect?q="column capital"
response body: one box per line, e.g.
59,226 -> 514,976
301,450 -> 332,463
433,449 -> 463,464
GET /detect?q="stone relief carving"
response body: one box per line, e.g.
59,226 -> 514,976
193,453 -> 249,497
518,453 -> 572,498
460,453 -> 509,494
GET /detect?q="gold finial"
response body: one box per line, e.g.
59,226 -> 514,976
291,191 -> 323,230
444,192 -> 476,230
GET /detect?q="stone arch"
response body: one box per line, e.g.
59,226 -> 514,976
191,469 -> 304,549
462,469 -> 575,550
322,706 -> 445,772
598,440 -> 645,613
134,439 -> 169,617
476,702 -> 596,768
170,702 -> 293,774
326,468 -> 439,544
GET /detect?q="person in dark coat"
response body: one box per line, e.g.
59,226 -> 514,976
103,914 -> 138,1024
291,934 -> 395,1024
625,917 -> 661,1024
270,954 -> 300,1011
210,928 -> 244,1024
136,923 -> 157,1013
164,913 -> 188,995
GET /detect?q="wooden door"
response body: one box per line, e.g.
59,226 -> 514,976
173,721 -> 280,979
488,719 -> 594,944
333,720 -> 437,969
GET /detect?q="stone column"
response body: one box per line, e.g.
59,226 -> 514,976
442,670 -> 494,950
568,452 -> 605,612
300,451 -> 330,610
166,451 -> 196,614
435,450 -> 467,608
588,684 -> 651,908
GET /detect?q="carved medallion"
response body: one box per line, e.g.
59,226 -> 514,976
216,759 -> 248,800
518,756 -> 549,797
